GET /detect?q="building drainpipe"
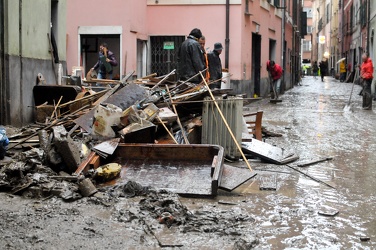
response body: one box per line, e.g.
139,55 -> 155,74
366,0 -> 370,53
281,0 -> 285,90
341,0 -> 344,57
19,0 -> 23,125
225,0 -> 230,69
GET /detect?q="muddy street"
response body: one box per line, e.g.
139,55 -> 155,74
1,76 -> 375,249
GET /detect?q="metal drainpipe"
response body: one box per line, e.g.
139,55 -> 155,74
341,0 -> 344,57
19,0 -> 23,125
0,0 -> 4,124
281,0 -> 285,90
367,0 -> 370,53
225,0 -> 230,69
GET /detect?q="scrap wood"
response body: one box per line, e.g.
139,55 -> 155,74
50,96 -> 63,121
156,116 -> 178,144
83,79 -> 121,84
8,105 -> 90,150
74,151 -> 96,175
296,157 -> 333,168
200,71 -> 253,172
166,85 -> 189,144
58,89 -> 109,109
150,69 -> 176,91
285,164 -> 336,189
120,70 -> 135,85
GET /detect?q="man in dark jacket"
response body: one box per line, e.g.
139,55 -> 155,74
177,28 -> 205,83
207,42 -> 223,89
319,59 -> 328,82
91,43 -> 118,79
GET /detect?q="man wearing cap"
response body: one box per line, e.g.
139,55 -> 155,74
177,28 -> 206,84
207,43 -> 223,90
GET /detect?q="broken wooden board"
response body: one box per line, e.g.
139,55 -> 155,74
152,228 -> 184,247
104,83 -> 148,110
74,83 -> 148,133
318,207 -> 339,217
219,164 -> 257,191
259,174 -> 277,191
92,138 -> 120,157
242,140 -> 284,164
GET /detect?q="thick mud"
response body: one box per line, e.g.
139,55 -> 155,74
0,76 -> 375,249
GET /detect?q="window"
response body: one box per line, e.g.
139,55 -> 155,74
303,8 -> 313,18
302,41 -> 311,52
269,0 -> 280,7
326,4 -> 330,24
307,26 -> 313,34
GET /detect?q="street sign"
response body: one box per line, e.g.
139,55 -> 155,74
163,41 -> 174,50
319,36 -> 325,44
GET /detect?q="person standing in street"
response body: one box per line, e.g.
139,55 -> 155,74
266,60 -> 283,99
198,36 -> 210,82
207,43 -> 223,90
177,28 -> 206,84
312,61 -> 319,80
319,59 -> 328,82
360,52 -> 374,110
339,60 -> 347,82
91,43 -> 118,80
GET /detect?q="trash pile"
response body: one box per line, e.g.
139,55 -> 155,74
0,70 -> 303,201
0,70 -> 238,199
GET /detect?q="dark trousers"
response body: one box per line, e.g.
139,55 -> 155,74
362,79 -> 373,109
321,71 -> 326,81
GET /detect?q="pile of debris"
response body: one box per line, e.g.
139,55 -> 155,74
0,70 -> 240,199
0,69 -> 300,200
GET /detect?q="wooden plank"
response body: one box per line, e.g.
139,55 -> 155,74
74,151 -> 96,175
219,164 -> 257,191
242,140 -> 284,164
89,155 -> 101,169
259,174 -> 277,191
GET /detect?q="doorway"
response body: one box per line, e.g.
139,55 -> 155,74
150,36 -> 185,80
80,35 -> 120,79
252,33 -> 262,96
269,39 -> 276,61
78,26 -> 122,79
137,39 -> 147,78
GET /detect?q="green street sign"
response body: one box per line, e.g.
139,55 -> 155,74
163,41 -> 174,50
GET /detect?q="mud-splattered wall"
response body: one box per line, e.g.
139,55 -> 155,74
0,0 -> 67,126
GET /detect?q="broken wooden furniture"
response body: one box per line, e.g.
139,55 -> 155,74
242,139 -> 299,165
33,85 -> 108,123
243,111 -> 263,141
103,144 -> 224,197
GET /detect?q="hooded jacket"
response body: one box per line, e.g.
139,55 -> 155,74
361,58 -> 374,80
177,36 -> 205,83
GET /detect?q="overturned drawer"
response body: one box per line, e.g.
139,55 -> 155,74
108,144 -> 224,197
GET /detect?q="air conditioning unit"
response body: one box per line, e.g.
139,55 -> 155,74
202,97 -> 243,159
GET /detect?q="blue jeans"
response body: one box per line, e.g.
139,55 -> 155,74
98,72 -> 113,80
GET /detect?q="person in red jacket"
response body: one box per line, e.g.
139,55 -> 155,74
266,60 -> 283,99
360,52 -> 374,110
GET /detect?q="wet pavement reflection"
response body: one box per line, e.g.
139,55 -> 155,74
182,76 -> 376,249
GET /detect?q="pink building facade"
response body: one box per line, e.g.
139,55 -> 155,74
66,0 -> 298,97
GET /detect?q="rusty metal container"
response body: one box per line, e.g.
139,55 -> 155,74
107,144 -> 224,197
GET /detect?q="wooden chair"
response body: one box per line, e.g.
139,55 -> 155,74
243,111 -> 263,141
